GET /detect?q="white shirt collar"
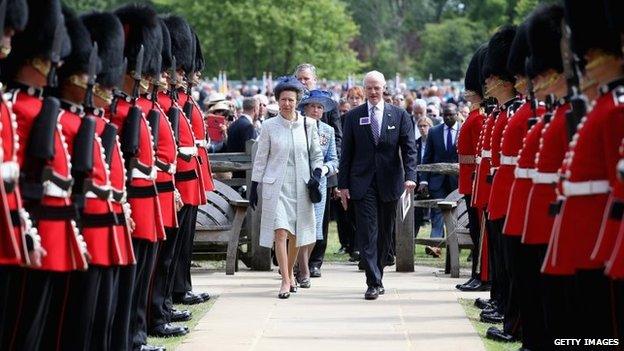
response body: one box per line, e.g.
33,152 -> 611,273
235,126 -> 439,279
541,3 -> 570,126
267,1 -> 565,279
445,123 -> 458,131
367,100 -> 384,115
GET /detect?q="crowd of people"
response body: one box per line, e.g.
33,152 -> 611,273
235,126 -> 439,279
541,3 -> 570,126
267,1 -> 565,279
0,1 -> 216,350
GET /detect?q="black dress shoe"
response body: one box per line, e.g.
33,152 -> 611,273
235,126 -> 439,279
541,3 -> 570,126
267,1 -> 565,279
458,279 -> 491,292
278,291 -> 290,299
170,308 -> 192,322
384,255 -> 395,267
364,287 -> 379,300
195,291 -> 210,301
310,266 -> 321,278
486,326 -> 518,342
299,278 -> 311,288
139,344 -> 166,351
378,286 -> 385,295
480,311 -> 504,324
481,306 -> 498,315
173,292 -> 203,305
474,297 -> 492,309
348,251 -> 361,262
358,261 -> 365,271
149,323 -> 188,337
456,277 -> 476,290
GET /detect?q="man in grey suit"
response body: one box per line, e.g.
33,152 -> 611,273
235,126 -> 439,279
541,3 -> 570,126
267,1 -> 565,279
338,71 -> 417,300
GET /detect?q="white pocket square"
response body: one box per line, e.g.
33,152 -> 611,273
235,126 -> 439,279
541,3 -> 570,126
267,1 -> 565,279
387,125 -> 396,130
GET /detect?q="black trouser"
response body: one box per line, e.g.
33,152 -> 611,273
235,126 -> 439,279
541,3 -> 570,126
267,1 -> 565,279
149,227 -> 180,330
613,280 -> 624,343
485,215 -> 503,304
0,266 -> 24,349
309,188 -> 332,270
92,267 -> 118,351
465,195 -> 481,279
111,264 -> 136,351
517,244 -> 551,351
334,197 -> 357,253
574,269 -> 614,340
501,233 -> 521,336
542,274 -> 575,342
353,181 -> 397,288
173,205 -> 199,296
131,239 -> 158,350
59,266 -> 103,351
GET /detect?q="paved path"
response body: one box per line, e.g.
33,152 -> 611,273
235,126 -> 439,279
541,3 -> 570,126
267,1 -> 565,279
179,264 -> 487,351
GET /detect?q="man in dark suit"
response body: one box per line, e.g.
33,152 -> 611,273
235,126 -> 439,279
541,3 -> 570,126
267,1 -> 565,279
419,104 -> 460,238
338,71 -> 417,300
226,97 -> 259,153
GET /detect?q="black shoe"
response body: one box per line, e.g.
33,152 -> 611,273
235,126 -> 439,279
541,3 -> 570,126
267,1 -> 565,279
139,345 -> 166,351
170,308 -> 192,322
481,306 -> 498,315
480,311 -> 504,324
378,286 -> 385,295
458,279 -> 490,292
149,323 -> 188,337
358,261 -> 365,271
310,266 -> 321,278
299,278 -> 311,288
196,291 -> 210,301
456,277 -> 476,290
290,285 -> 298,293
486,326 -> 518,342
336,247 -> 347,254
348,251 -> 361,262
474,297 -> 492,310
278,291 -> 290,299
173,292 -> 203,305
364,287 -> 379,300
385,255 -> 395,267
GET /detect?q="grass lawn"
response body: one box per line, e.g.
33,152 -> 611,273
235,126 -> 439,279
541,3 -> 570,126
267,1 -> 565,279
459,299 -> 522,351
147,298 -> 216,350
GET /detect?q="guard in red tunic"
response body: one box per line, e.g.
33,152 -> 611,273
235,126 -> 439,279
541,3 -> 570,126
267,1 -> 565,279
112,5 -> 166,351
162,15 -> 209,306
478,25 -> 520,329
82,11 -> 137,351
144,17 -> 191,339
542,0 -> 624,340
456,44 -> 488,292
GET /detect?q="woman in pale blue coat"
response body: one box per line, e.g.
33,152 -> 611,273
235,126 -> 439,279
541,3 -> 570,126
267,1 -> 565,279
249,77 -> 323,298
296,90 -> 338,288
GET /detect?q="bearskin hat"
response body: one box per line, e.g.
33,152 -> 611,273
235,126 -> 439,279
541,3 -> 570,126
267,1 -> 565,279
157,17 -> 171,73
603,0 -> 624,37
506,22 -> 530,77
58,6 -> 100,80
163,15 -> 194,73
114,3 -> 162,77
5,0 -> 28,32
564,0 -> 620,59
193,32 -> 204,72
526,4 -> 564,78
465,44 -> 487,97
482,25 -> 517,83
81,11 -> 125,88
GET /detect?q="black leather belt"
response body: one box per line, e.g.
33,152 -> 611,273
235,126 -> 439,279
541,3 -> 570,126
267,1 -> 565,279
127,184 -> 157,198
35,205 -> 77,221
156,181 -> 175,193
175,170 -> 197,182
81,212 -> 120,228
112,189 -> 125,203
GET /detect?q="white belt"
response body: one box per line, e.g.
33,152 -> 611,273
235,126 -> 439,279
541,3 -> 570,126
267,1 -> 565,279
131,167 -> 157,180
1,161 -> 19,182
514,167 -> 535,179
458,154 -> 476,164
562,180 -> 610,196
43,181 -> 71,198
195,139 -> 208,148
178,146 -> 198,157
475,156 -> 482,165
481,150 -> 492,158
532,172 -> 559,184
500,155 -> 519,166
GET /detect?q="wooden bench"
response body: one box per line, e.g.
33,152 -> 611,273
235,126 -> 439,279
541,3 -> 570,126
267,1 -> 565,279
414,189 -> 473,278
195,179 -> 249,275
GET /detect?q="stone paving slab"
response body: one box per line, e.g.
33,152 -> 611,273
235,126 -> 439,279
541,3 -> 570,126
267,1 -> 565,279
178,264 -> 487,351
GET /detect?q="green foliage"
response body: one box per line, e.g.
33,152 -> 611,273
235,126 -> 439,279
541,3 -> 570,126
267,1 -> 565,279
416,17 -> 487,80
62,0 -> 130,12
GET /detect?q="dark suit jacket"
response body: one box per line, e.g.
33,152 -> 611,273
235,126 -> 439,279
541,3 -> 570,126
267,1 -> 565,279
338,102 -> 417,202
415,136 -> 426,183
225,115 -> 257,153
421,123 -> 458,192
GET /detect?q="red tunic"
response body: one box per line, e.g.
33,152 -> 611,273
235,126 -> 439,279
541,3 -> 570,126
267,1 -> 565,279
472,114 -> 495,209
606,139 -> 624,278
13,90 -> 87,272
487,98 -> 521,219
107,97 -> 165,242
137,97 -> 178,229
543,85 -> 624,275
457,108 -> 483,195
0,97 -> 23,265
157,91 -> 202,206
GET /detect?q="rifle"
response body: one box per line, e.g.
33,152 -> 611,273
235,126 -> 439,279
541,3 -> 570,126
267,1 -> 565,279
46,20 -> 64,91
560,19 -> 587,142
525,57 -> 539,127
168,56 -> 179,102
130,45 -> 144,105
83,42 -> 98,113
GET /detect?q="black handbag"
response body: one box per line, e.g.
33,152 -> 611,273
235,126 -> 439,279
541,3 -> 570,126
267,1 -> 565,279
303,117 -> 322,204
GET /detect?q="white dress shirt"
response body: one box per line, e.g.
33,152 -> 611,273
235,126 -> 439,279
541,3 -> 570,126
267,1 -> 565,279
367,100 -> 385,133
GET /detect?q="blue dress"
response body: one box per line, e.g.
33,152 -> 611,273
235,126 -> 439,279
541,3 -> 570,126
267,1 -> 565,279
312,120 -> 338,240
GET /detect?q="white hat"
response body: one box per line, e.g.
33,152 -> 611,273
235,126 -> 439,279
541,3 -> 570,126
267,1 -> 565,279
208,92 -> 226,104
254,94 -> 269,106
266,103 -> 279,115
209,100 -> 231,112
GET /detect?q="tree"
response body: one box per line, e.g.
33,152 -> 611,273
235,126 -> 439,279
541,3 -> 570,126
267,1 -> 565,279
62,0 -> 129,12
415,17 -> 487,80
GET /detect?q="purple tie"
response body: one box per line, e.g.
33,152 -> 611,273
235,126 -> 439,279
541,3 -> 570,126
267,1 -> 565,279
370,106 -> 379,144
446,127 -> 453,151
